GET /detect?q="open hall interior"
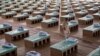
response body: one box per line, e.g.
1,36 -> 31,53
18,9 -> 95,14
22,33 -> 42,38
0,0 -> 100,56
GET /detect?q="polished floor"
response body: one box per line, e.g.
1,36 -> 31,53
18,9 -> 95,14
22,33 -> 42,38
0,14 -> 100,56
0,0 -> 100,56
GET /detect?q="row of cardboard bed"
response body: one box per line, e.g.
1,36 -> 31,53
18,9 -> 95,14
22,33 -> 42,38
0,0 -> 100,56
